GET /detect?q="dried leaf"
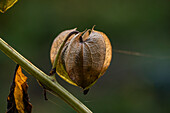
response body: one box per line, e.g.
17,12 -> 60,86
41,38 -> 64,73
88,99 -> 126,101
7,64 -> 32,113
0,0 -> 18,13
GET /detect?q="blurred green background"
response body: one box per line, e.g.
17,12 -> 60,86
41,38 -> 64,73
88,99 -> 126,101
0,0 -> 170,113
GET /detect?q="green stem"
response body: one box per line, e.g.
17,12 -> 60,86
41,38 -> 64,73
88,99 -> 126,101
0,38 -> 92,113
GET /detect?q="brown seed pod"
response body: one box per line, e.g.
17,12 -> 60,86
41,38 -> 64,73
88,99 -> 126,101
50,27 -> 112,91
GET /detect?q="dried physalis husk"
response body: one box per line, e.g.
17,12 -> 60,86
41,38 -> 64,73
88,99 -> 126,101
50,27 -> 112,93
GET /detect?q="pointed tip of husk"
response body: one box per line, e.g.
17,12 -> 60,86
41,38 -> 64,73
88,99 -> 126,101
82,28 -> 87,33
73,28 -> 77,30
78,28 -> 87,36
92,25 -> 96,31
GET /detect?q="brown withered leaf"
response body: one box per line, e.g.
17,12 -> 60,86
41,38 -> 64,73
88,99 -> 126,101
0,0 -> 18,13
7,64 -> 32,113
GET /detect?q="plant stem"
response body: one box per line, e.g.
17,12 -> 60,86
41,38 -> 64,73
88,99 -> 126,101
0,38 -> 92,113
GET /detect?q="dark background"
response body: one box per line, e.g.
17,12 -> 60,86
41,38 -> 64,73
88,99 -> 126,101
0,0 -> 170,113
